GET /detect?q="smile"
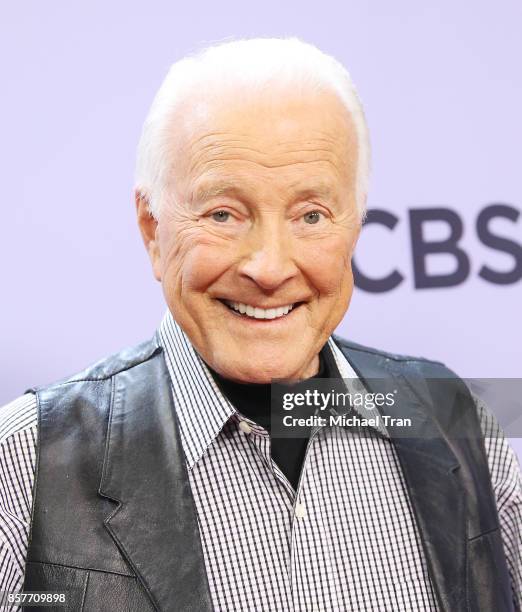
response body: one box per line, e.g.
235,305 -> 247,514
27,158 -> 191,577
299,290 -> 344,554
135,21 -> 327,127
221,300 -> 297,320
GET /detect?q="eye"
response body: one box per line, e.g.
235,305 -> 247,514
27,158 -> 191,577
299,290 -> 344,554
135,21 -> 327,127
303,210 -> 323,224
211,210 -> 231,223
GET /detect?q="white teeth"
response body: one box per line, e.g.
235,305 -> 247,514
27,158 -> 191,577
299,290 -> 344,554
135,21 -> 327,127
265,308 -> 277,320
223,300 -> 296,320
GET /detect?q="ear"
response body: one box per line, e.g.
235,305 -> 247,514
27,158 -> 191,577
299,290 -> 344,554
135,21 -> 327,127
135,191 -> 162,281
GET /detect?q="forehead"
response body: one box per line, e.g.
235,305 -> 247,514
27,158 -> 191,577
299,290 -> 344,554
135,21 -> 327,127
168,88 -> 358,196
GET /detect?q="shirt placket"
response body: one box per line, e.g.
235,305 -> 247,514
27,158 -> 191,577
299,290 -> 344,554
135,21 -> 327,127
233,413 -> 296,498
294,426 -> 349,612
232,413 -> 341,612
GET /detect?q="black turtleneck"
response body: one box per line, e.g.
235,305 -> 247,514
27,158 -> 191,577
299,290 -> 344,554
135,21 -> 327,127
207,346 -> 334,490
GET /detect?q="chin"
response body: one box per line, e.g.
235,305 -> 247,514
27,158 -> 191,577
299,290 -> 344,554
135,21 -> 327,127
204,333 -> 317,383
214,354 -> 299,384
227,364 -> 286,384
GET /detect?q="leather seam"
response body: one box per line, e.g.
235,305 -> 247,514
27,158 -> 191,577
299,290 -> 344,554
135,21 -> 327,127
25,560 -> 135,578
80,570 -> 89,611
468,526 -> 501,542
99,375 -> 119,503
102,524 -> 160,611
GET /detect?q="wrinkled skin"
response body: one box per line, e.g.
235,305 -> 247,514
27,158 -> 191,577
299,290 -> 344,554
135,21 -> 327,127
137,89 -> 362,383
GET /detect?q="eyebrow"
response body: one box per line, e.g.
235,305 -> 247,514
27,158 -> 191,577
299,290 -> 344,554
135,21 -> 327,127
192,180 -> 337,206
193,182 -> 244,203
291,184 -> 336,201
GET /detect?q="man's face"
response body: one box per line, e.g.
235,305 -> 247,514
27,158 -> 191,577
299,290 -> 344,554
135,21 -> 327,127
139,88 -> 361,383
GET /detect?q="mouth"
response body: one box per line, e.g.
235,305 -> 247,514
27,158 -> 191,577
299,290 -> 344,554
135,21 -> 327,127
218,299 -> 304,321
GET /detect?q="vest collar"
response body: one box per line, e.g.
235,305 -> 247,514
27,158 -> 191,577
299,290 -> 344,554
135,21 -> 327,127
98,338 -> 213,612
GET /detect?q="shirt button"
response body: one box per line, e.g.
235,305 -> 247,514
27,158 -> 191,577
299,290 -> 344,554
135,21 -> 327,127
238,421 -> 252,434
295,503 -> 306,519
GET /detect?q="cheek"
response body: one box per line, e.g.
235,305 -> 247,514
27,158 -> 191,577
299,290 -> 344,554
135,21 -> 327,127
300,234 -> 353,296
160,226 -> 234,294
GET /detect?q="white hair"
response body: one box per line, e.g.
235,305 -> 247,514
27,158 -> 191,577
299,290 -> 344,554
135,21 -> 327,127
135,37 -> 370,220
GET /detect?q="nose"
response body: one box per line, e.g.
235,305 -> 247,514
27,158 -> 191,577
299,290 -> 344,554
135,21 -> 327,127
238,223 -> 299,291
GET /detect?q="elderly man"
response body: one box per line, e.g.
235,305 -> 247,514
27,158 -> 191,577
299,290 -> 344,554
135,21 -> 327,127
0,38 -> 520,612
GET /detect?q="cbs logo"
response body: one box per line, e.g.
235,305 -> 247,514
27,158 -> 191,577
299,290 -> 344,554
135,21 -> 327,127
354,204 -> 521,292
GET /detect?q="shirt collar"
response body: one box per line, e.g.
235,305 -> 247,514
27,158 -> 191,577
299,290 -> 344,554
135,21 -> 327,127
157,310 -> 235,470
327,338 -> 389,438
157,310 -> 388,469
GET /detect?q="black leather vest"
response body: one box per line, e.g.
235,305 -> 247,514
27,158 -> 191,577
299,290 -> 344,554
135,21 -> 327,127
23,335 -> 515,611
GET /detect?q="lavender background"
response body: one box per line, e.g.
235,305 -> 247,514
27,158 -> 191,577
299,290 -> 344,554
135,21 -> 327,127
1,2 -> 520,453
